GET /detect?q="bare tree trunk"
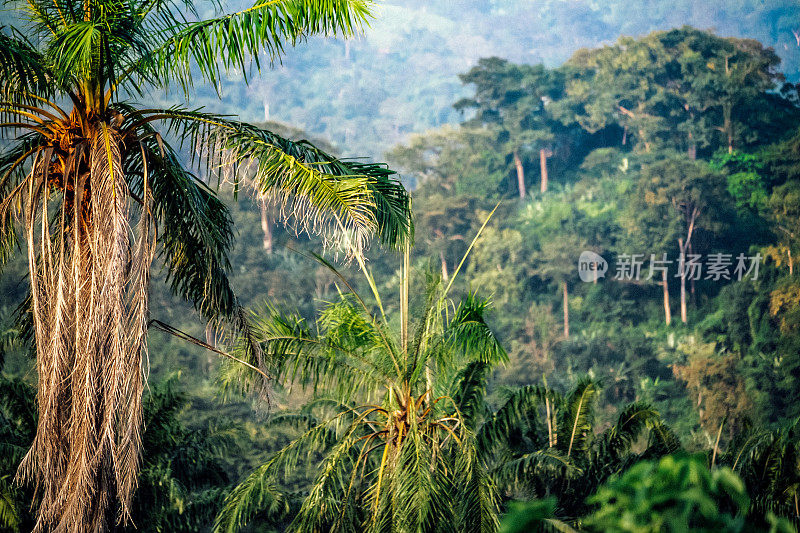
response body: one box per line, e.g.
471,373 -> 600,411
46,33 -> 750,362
679,238 -> 688,324
689,240 -> 696,303
539,148 -> 549,194
439,250 -> 449,281
662,269 -> 672,326
711,417 -> 725,468
546,398 -> 553,445
562,281 -> 569,339
513,149 -> 526,199
258,198 -> 273,254
789,248 -> 794,276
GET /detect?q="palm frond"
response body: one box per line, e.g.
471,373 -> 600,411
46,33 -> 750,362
447,292 -> 508,365
0,28 -> 51,105
131,136 -> 236,320
643,422 -> 683,459
597,402 -> 660,460
136,108 -> 413,252
557,377 -> 599,459
0,135 -> 46,272
478,385 -> 559,454
215,415 -> 347,533
221,301 -> 393,400
494,449 -> 579,491
0,476 -> 22,533
138,0 -> 372,92
451,361 -> 492,429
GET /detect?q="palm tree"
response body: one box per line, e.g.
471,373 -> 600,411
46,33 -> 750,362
457,371 -> 681,521
0,1 -> 413,530
721,420 -> 800,528
214,216 -> 507,532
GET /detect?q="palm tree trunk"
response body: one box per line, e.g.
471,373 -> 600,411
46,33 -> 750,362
662,269 -> 671,326
401,243 -> 409,354
562,281 -> 569,339
513,149 -> 526,199
539,148 -> 549,193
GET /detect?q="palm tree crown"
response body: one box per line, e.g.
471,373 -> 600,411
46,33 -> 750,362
214,242 -> 507,532
0,0 -> 412,530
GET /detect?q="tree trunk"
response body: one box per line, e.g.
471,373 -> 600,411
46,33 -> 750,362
259,198 -> 273,254
689,240 -> 696,303
439,250 -> 449,281
662,269 -> 672,326
513,149 -> 526,199
789,248 -> 794,276
562,281 -> 569,339
539,148 -> 549,193
679,238 -> 688,324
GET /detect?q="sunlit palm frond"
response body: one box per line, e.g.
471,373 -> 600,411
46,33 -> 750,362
147,109 -> 412,253
139,0 -> 373,92
557,377 -> 599,459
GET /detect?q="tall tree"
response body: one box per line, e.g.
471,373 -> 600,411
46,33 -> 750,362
0,1 -> 412,530
562,28 -> 796,156
455,58 -> 563,198
624,155 -> 728,324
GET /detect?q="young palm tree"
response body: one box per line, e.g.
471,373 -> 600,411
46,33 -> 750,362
721,420 -> 800,528
460,372 -> 681,521
214,218 -> 507,532
0,1 -> 412,530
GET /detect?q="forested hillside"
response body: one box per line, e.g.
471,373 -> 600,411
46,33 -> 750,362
153,0 -> 800,158
2,2 -> 800,531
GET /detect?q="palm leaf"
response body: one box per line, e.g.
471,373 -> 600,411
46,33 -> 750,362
478,385 -> 559,455
447,292 -> 508,365
557,377 -> 598,459
451,361 -> 492,429
597,401 -> 660,460
0,28 -> 51,104
143,108 -> 413,252
139,0 -> 372,92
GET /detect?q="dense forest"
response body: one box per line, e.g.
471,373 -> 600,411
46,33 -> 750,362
2,1 -> 800,532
